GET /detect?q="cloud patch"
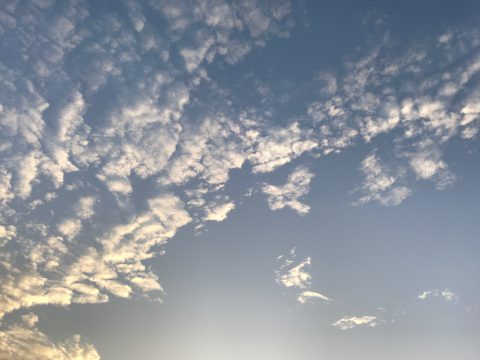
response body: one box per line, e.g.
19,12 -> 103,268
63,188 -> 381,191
354,153 -> 411,206
297,290 -> 332,304
0,325 -> 100,360
276,248 -> 332,305
0,0 -> 479,356
262,166 -> 315,215
332,315 -> 379,330
417,289 -> 459,302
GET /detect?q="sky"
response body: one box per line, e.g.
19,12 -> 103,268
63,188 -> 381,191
0,0 -> 479,359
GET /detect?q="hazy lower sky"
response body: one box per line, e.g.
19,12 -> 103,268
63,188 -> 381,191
0,1 -> 479,359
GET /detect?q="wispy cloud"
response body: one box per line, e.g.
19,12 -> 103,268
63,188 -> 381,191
332,315 -> 379,330
276,248 -> 332,305
417,289 -> 459,302
277,256 -> 312,289
297,290 -> 333,304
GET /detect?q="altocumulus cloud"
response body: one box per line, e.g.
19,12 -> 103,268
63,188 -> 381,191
0,0 -> 297,355
0,0 -> 479,357
262,166 -> 315,215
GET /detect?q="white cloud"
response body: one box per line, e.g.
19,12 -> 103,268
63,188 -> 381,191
0,325 -> 99,360
159,116 -> 246,187
410,155 -> 446,180
21,313 -> 39,328
0,0 -> 479,355
180,36 -> 215,73
57,219 -> 82,239
297,290 -> 332,304
0,170 -> 13,205
417,289 -> 459,302
332,315 -> 379,330
0,0 -> 300,329
262,166 -> 315,215
74,196 -> 96,220
249,123 -> 318,174
306,27 -> 480,204
16,151 -> 39,200
407,144 -> 456,190
314,72 -> 338,96
277,256 -> 312,289
276,248 -> 333,306
0,1 -> 302,356
204,201 -> 235,222
462,126 -> 478,139
0,225 -> 16,245
355,153 -> 411,206
461,90 -> 480,129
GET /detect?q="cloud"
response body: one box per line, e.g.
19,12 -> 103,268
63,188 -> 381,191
307,27 -> 480,202
74,196 -> 96,220
158,0 -> 295,68
0,325 -> 100,360
417,289 -> 459,302
0,225 -> 16,246
0,0 -> 298,327
249,123 -> 318,174
332,315 -> 379,330
314,72 -> 338,96
277,256 -> 312,289
158,116 -> 246,187
16,152 -> 40,200
410,155 -> 446,180
204,201 -> 235,222
297,290 -> 332,304
0,193 -> 191,319
407,144 -> 456,190
20,313 -> 39,328
354,153 -> 411,206
0,0 -> 480,355
262,166 -> 315,215
57,219 -> 82,240
276,248 -> 333,306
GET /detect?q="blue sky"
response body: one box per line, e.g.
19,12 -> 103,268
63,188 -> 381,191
0,1 -> 479,359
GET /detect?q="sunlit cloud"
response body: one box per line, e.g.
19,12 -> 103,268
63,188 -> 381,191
332,315 -> 379,330
0,0 -> 478,357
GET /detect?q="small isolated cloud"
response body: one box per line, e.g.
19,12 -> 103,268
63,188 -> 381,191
297,290 -> 332,304
332,315 -> 379,330
417,289 -> 459,302
277,256 -> 312,289
262,166 -> 315,215
276,248 -> 332,305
